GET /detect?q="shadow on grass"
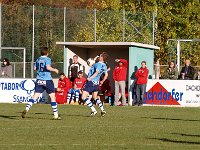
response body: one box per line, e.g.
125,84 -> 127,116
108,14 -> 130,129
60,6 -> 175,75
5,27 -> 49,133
142,117 -> 200,122
171,133 -> 200,138
0,115 -> 17,119
34,112 -> 53,115
66,114 -> 92,118
149,137 -> 200,145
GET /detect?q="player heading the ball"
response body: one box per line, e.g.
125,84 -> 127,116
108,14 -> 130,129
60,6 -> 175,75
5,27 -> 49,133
82,52 -> 109,117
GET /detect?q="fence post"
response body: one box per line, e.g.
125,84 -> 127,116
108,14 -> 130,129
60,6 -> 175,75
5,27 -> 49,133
94,9 -> 97,42
152,12 -> 155,45
0,3 -> 2,71
31,5 -> 35,79
122,9 -> 125,42
64,7 -> 66,42
13,63 -> 15,78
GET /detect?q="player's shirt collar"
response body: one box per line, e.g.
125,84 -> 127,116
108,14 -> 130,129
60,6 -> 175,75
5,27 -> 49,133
41,56 -> 48,58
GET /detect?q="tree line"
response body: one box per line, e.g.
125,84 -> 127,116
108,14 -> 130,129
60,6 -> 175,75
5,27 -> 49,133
0,0 -> 199,66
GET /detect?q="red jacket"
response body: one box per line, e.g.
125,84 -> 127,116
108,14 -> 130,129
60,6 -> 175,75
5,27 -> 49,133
57,77 -> 72,92
135,67 -> 149,84
74,77 -> 86,89
113,59 -> 128,81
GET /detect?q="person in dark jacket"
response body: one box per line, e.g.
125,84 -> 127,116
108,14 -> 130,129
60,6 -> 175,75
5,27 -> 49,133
113,59 -> 128,106
134,61 -> 149,106
69,55 -> 84,82
179,60 -> 195,80
166,61 -> 178,80
1,58 -> 12,78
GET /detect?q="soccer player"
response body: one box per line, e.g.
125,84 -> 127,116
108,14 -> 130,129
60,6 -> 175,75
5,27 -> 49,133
21,47 -> 61,120
82,52 -> 109,117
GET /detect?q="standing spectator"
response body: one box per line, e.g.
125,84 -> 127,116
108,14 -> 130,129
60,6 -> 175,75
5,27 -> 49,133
1,58 -> 12,78
69,55 -> 84,82
134,61 -> 149,106
55,73 -> 72,104
179,59 -> 195,80
166,61 -> 178,80
193,69 -> 200,80
113,58 -> 128,106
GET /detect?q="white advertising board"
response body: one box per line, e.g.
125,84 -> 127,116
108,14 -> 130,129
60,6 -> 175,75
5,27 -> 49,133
0,79 -> 47,103
130,80 -> 200,107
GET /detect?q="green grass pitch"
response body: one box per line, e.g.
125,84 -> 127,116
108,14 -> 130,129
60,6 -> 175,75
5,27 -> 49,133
0,103 -> 200,150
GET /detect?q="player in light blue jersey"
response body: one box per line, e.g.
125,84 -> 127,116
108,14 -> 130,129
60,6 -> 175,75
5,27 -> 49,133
82,52 -> 109,117
21,47 -> 61,120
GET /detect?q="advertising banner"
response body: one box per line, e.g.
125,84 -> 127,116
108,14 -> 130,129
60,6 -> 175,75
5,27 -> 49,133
144,80 -> 200,107
0,79 -> 47,103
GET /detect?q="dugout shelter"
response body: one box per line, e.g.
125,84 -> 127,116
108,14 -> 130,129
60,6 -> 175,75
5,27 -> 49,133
56,42 -> 160,105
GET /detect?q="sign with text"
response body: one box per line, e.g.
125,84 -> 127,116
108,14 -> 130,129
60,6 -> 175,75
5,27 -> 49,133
144,80 -> 200,107
0,79 -> 47,103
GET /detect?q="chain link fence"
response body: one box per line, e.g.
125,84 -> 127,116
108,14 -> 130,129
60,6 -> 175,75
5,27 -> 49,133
1,4 -> 199,79
0,4 -> 155,78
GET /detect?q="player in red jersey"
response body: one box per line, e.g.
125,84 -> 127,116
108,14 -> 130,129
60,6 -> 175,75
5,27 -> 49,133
67,71 -> 86,104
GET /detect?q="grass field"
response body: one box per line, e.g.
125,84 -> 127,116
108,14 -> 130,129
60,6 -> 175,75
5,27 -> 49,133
0,103 -> 200,150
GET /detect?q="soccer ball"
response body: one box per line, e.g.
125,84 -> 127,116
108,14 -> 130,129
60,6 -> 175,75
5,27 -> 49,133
87,58 -> 95,67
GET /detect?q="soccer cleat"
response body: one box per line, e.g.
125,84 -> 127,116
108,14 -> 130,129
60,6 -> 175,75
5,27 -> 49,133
101,110 -> 106,117
53,115 -> 62,120
21,110 -> 27,118
90,111 -> 97,117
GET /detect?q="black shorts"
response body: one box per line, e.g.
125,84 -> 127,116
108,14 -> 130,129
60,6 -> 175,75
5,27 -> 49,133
83,81 -> 99,93
35,80 -> 55,94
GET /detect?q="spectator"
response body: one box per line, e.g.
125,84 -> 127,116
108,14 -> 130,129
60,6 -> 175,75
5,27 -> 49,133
193,69 -> 200,80
134,61 -> 149,106
74,71 -> 86,104
166,61 -> 178,80
1,58 -> 12,78
67,82 -> 81,105
113,58 -> 128,106
55,73 -> 72,104
179,59 -> 195,80
69,55 -> 84,82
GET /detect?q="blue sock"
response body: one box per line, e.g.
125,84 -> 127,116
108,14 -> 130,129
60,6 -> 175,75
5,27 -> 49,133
51,102 -> 58,116
96,99 -> 104,111
75,91 -> 80,102
84,97 -> 96,112
25,98 -> 35,111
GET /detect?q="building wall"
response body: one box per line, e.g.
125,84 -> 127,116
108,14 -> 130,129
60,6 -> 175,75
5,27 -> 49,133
67,47 -> 129,93
65,46 -> 154,96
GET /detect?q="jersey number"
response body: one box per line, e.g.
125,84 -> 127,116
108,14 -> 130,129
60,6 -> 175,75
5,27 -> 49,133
37,63 -> 44,71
